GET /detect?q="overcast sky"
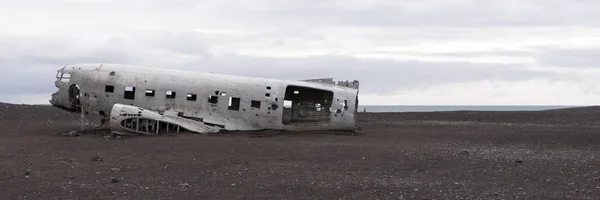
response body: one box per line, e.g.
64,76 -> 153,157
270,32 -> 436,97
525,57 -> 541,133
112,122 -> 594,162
1,0 -> 600,105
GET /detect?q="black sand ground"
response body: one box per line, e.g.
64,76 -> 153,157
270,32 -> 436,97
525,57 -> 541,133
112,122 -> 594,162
1,102 -> 600,199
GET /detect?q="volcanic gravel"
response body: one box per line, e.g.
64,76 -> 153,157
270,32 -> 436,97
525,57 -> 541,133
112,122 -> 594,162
1,102 -> 600,199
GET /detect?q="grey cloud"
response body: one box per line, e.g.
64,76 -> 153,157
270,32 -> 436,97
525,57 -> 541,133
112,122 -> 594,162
217,0 -> 600,28
181,55 -> 559,94
375,50 -> 537,58
0,36 -> 141,97
0,49 -> 558,98
11,0 -> 598,31
2,0 -> 599,37
536,47 -> 600,68
0,31 -> 569,102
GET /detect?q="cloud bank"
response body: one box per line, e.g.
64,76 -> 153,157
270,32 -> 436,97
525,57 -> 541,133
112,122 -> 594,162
1,0 -> 599,105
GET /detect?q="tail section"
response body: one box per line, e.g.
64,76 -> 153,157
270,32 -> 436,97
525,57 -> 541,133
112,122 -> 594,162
299,78 -> 360,90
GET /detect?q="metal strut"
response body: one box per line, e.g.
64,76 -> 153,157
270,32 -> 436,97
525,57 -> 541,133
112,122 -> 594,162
80,105 -> 85,131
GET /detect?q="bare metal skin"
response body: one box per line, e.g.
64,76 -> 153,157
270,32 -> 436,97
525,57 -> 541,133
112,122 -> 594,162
50,63 -> 360,135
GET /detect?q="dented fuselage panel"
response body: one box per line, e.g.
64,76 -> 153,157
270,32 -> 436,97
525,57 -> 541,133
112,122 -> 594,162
50,63 -> 360,135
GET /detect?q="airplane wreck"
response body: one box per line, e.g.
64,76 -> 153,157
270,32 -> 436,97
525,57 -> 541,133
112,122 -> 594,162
50,64 -> 360,135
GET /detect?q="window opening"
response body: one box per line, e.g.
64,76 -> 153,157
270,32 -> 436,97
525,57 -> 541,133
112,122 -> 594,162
166,90 -> 176,99
208,95 -> 218,104
228,97 -> 240,111
251,100 -> 261,109
105,85 -> 114,93
187,93 -> 197,101
124,86 -> 135,100
283,100 -> 292,108
145,89 -> 155,97
60,73 -> 71,83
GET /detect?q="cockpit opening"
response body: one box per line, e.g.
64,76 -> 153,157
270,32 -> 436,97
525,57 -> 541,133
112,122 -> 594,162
56,71 -> 71,83
69,84 -> 81,108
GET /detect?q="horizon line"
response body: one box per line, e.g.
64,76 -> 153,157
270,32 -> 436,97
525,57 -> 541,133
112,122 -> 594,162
1,102 -> 594,107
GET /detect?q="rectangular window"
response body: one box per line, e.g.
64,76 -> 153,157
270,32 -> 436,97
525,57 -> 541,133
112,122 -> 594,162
283,100 -> 292,108
228,97 -> 240,111
251,100 -> 261,109
60,73 -> 71,83
208,95 -> 218,104
166,90 -> 176,99
145,89 -> 155,97
105,85 -> 114,93
187,93 -> 197,101
124,86 -> 135,100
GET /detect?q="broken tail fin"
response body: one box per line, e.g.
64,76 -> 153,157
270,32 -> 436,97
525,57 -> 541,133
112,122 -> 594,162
299,78 -> 360,90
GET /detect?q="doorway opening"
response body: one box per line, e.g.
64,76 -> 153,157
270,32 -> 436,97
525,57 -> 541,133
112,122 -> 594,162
282,85 -> 333,124
68,84 -> 81,111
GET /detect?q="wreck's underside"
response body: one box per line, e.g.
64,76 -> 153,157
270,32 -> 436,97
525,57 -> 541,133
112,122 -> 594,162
50,63 -> 360,135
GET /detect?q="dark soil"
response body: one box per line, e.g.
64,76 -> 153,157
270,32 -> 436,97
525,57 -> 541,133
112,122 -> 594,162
1,102 -> 600,199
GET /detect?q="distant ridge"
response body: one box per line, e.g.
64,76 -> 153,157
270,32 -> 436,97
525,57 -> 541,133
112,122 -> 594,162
540,105 -> 600,113
0,102 -> 52,106
358,105 -> 586,113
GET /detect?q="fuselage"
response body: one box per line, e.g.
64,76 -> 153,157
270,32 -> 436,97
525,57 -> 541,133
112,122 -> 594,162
50,63 -> 360,132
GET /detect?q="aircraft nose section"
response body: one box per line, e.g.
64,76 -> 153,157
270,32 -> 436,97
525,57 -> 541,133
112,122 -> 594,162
50,66 -> 81,112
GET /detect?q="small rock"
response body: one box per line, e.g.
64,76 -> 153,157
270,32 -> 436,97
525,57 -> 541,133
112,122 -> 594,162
68,131 -> 80,137
179,183 -> 191,188
459,150 -> 470,156
25,169 -> 31,175
110,168 -> 121,173
515,159 -> 524,164
69,176 -> 75,179
110,177 -> 119,183
92,155 -> 103,162
145,187 -> 150,190
231,183 -> 236,187
25,175 -> 30,179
